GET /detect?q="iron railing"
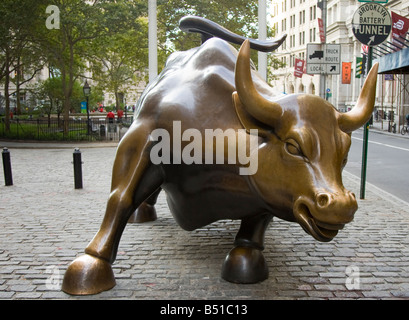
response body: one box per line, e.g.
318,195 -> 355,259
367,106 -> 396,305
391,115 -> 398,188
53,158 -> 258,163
0,117 -> 132,142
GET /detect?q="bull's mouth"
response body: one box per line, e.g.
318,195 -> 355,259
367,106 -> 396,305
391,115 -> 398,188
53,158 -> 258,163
293,198 -> 344,242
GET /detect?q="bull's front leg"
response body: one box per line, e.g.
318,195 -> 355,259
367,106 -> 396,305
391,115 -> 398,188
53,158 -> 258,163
62,123 -> 163,295
221,213 -> 272,284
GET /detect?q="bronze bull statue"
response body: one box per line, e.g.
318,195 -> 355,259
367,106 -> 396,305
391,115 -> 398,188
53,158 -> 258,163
62,17 -> 378,295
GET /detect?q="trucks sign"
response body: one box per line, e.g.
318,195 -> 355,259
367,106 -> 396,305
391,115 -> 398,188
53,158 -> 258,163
306,43 -> 341,75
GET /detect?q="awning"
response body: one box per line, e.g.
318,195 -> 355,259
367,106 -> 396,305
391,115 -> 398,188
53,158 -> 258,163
377,47 -> 409,74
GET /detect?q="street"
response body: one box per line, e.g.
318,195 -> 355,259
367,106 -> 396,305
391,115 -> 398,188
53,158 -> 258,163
345,128 -> 409,203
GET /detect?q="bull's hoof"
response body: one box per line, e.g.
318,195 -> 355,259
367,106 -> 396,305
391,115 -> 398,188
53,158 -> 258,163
221,246 -> 268,284
62,254 -> 116,295
128,202 -> 157,223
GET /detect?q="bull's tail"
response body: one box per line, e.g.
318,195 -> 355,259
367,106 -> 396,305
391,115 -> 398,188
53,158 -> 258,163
179,16 -> 286,52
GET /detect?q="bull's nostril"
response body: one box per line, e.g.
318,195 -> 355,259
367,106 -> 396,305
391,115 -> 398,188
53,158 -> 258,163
317,193 -> 330,207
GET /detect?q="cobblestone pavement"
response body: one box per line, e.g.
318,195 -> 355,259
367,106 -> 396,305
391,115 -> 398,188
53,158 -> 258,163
1,141 -> 409,300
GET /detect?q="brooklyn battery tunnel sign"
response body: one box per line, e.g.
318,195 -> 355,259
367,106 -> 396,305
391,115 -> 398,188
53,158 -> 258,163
352,2 -> 392,46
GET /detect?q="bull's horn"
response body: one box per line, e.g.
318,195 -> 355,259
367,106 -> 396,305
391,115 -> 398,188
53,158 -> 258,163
235,39 -> 282,126
338,62 -> 379,133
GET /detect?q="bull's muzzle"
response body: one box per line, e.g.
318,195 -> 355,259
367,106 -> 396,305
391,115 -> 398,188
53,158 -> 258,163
293,191 -> 358,242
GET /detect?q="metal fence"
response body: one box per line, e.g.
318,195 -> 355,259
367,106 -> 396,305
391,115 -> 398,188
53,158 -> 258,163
0,117 -> 132,142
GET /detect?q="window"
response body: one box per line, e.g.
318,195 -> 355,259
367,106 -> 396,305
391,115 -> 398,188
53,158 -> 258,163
282,38 -> 287,50
290,54 -> 295,67
310,5 -> 316,20
299,10 -> 305,25
309,28 -> 316,42
290,14 -> 296,28
333,4 -> 338,23
289,35 -> 296,48
299,31 -> 305,45
282,18 -> 287,32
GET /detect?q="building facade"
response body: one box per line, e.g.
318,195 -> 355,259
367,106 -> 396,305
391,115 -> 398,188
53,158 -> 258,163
269,0 -> 409,122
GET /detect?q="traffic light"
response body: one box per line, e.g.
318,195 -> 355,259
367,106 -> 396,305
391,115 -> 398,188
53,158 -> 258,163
355,57 -> 362,78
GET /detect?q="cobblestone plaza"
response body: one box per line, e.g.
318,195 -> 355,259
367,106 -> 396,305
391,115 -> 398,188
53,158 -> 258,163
1,141 -> 409,300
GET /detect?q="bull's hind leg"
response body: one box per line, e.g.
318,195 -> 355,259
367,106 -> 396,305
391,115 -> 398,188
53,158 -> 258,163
128,188 -> 161,223
62,123 -> 163,295
221,213 -> 272,284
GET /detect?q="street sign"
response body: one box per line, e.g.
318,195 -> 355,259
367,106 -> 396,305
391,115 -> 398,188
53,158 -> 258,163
306,43 -> 341,75
358,0 -> 388,3
352,3 -> 392,46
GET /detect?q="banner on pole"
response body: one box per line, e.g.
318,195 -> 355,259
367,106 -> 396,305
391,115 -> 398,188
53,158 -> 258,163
342,62 -> 351,84
81,101 -> 87,114
318,18 -> 325,43
294,59 -> 305,78
391,12 -> 409,49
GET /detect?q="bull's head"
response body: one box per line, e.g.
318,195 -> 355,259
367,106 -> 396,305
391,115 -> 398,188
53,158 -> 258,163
233,40 -> 378,242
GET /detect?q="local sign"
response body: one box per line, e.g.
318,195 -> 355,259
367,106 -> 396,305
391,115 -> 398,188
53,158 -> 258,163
352,3 -> 392,46
306,43 -> 341,75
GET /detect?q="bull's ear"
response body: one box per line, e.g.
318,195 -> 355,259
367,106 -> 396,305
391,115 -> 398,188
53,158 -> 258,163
232,91 -> 271,138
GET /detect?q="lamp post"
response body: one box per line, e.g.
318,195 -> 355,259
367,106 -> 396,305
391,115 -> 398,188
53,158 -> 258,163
83,80 -> 91,135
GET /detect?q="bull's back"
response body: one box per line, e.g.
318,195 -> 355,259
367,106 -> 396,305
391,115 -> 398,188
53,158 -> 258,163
135,38 -> 242,131
135,37 -> 279,131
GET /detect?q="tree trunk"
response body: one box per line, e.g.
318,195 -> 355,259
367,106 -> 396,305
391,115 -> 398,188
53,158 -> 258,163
16,57 -> 22,115
115,91 -> 120,111
61,66 -> 71,135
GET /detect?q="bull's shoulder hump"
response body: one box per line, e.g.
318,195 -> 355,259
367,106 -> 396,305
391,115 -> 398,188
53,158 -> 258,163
191,38 -> 238,70
165,38 -> 238,72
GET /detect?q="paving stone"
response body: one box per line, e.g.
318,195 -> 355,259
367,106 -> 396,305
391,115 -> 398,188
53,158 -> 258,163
1,143 -> 409,300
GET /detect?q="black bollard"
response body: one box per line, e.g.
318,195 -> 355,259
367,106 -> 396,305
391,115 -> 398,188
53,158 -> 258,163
2,147 -> 13,186
73,148 -> 83,189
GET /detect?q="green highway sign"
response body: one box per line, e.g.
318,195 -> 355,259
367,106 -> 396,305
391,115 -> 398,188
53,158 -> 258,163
358,0 -> 388,3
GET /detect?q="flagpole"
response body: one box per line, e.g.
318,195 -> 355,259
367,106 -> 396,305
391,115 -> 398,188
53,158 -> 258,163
258,0 -> 267,81
149,0 -> 158,84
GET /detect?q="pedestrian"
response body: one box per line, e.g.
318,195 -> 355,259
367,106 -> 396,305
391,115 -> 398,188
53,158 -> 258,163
117,109 -> 123,123
107,110 -> 115,123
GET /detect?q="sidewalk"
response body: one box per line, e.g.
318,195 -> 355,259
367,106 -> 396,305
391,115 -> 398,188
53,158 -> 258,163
1,142 -> 409,300
370,120 -> 409,138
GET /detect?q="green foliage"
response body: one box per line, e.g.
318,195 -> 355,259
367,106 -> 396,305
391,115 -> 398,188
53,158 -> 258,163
156,0 -> 281,71
2,0 -> 284,138
90,15 -> 149,109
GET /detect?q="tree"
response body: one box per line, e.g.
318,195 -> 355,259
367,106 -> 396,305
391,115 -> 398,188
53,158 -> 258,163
33,0 -> 146,134
90,20 -> 148,111
157,0 -> 264,68
0,0 -> 46,132
156,0 -> 285,81
31,76 -> 64,125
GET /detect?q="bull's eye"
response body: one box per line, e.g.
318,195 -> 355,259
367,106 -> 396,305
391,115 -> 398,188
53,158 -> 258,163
285,139 -> 304,157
